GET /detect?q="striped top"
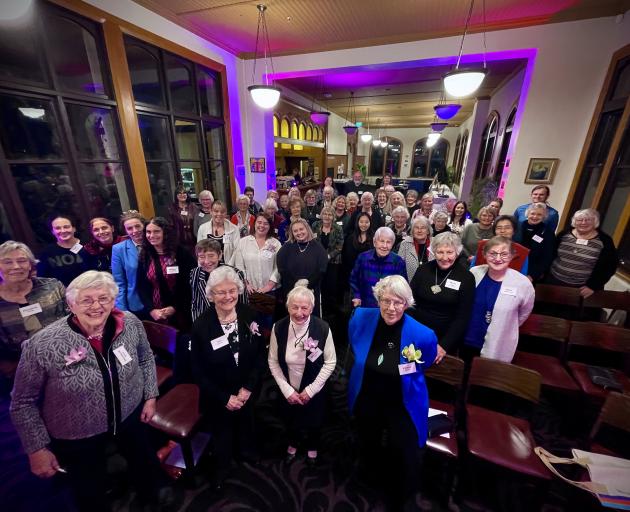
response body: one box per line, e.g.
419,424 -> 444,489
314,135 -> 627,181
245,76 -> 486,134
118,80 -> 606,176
550,232 -> 604,286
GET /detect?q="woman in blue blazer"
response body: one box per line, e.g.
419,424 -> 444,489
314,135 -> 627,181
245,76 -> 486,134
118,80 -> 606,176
348,275 -> 437,510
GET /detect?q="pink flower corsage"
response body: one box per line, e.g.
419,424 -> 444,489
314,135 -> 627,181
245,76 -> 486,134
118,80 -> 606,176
64,347 -> 88,366
304,337 -> 319,353
249,321 -> 261,336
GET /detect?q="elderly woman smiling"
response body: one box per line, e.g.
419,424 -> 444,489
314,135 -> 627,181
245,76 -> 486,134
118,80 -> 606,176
190,266 -> 264,490
10,271 -> 164,511
348,275 -> 437,510
268,280 -> 336,466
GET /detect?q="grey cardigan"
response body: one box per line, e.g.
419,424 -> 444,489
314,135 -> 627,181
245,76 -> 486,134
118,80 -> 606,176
10,312 -> 158,454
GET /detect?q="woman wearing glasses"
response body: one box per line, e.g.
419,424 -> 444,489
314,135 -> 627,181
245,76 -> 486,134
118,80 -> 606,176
190,266 -> 265,491
462,236 -> 535,364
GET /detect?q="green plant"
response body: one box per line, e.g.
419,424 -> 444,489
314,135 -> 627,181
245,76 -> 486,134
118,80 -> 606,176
468,177 -> 499,217
356,163 -> 367,178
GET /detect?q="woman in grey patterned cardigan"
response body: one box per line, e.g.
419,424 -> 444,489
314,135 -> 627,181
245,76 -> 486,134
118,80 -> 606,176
10,271 -> 164,512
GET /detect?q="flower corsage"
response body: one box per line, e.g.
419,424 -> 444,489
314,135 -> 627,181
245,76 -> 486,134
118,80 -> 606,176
304,337 -> 319,353
401,344 -> 424,364
65,347 -> 88,366
249,321 -> 261,336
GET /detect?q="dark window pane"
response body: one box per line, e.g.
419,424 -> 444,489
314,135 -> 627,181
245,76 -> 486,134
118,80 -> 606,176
78,163 -> 134,221
198,66 -> 221,117
147,162 -> 176,218
138,114 -> 173,160
204,124 -> 231,209
10,164 -> 82,244
180,163 -> 203,199
618,229 -> 629,276
46,15 -> 106,96
125,42 -> 165,107
0,200 -> 14,242
0,22 -> 46,85
609,57 -> 630,102
0,94 -> 63,160
66,104 -> 120,160
600,125 -> 630,235
385,140 -> 401,176
370,146 -> 385,176
175,119 -> 200,160
412,141 -> 428,177
166,54 -> 195,113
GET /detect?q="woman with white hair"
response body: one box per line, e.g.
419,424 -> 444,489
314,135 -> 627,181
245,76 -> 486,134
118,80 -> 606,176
348,275 -> 437,511
317,184 -> 336,209
303,189 -> 321,226
460,206 -> 496,260
514,203 -> 556,282
10,271 -> 165,511
262,197 -> 284,236
197,200 -> 240,264
268,280 -> 336,466
547,208 -> 618,297
346,192 -> 360,215
432,211 -> 451,237
387,205 -> 410,252
350,227 -> 407,308
231,194 -> 255,238
0,241 -> 67,362
397,216 -> 433,282
410,232 -> 476,363
193,189 -> 214,238
190,265 -> 265,490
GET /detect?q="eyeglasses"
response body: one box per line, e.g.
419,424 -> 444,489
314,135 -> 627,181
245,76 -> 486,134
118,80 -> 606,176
487,251 -> 511,260
77,296 -> 114,308
212,288 -> 238,297
380,298 -> 406,309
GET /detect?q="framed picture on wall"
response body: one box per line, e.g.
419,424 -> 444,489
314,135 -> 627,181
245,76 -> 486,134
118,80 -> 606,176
250,157 -> 266,173
524,158 -> 559,184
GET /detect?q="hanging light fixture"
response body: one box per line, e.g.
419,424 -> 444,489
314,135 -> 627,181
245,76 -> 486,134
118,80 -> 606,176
430,122 -> 448,132
443,0 -> 487,98
434,103 -> 462,120
380,137 -> 388,148
310,75 -> 330,125
426,132 -> 442,148
248,4 -> 281,109
360,109 -> 373,143
342,91 -> 358,135
372,120 -> 382,146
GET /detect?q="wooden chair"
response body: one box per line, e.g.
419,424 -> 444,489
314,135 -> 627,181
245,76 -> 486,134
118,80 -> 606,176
512,314 -> 579,393
533,284 -> 582,320
588,392 -> 630,458
582,290 -> 630,327
142,320 -> 177,389
465,358 -> 551,481
566,322 -> 630,401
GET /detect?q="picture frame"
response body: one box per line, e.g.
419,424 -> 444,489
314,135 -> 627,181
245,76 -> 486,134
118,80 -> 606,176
524,158 -> 559,184
250,157 -> 266,173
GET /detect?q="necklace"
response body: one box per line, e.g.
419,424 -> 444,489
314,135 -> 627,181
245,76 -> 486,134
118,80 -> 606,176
298,241 -> 310,253
431,266 -> 454,294
291,320 -> 310,348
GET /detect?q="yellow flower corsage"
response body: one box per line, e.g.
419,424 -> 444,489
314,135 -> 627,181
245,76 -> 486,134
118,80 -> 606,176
402,344 -> 424,363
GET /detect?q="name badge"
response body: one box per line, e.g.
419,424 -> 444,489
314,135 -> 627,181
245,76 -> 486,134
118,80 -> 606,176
210,334 -> 229,351
70,243 -> 83,254
445,279 -> 461,291
315,214 -> 320,219
398,362 -> 417,375
313,233 -> 317,238
358,191 -> 364,195
223,234 -> 230,243
19,303 -> 42,318
198,212 -> 205,218
576,238 -> 589,246
181,210 -> 188,216
165,266 -> 179,275
308,348 -> 323,362
501,286 -> 517,296
336,221 -> 343,226
261,250 -> 273,259
532,234 -> 543,243
113,346 -> 132,365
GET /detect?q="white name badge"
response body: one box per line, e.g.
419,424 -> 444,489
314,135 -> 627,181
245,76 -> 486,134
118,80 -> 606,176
532,234 -> 543,243
223,234 -> 230,243
445,279 -> 461,291
19,303 -> 42,318
165,266 -> 179,275
501,286 -> 517,296
113,346 -> 132,365
210,334 -> 229,351
308,348 -> 323,362
357,191 -> 364,195
198,212 -> 205,218
316,214 -> 320,219
336,221 -> 343,226
576,238 -> 589,246
180,210 -> 188,216
398,362 -> 417,375
70,243 -> 83,254
261,250 -> 273,259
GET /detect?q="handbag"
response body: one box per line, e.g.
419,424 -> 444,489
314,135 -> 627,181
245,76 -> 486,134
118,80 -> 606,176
535,447 -> 630,510
248,291 -> 276,315
587,366 -> 623,392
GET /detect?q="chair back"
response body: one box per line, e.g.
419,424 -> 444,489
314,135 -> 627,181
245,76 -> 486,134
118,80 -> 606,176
467,357 -> 541,404
589,392 -> 630,457
519,313 -> 571,358
568,322 -> 630,354
583,290 -> 630,327
142,320 -> 178,356
535,284 -> 582,308
425,355 -> 465,388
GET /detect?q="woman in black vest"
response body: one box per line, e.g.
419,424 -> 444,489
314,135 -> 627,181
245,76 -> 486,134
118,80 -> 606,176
268,280 -> 336,466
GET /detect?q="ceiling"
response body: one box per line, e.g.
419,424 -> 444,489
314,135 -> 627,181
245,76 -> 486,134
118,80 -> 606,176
275,59 -> 527,128
132,0 -> 630,57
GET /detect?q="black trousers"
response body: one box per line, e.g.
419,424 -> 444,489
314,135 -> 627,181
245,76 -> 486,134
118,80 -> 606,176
282,392 -> 326,452
50,404 -> 164,512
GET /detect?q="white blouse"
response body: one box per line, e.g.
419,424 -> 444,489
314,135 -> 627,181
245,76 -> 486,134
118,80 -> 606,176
197,219 -> 240,263
229,235 -> 281,290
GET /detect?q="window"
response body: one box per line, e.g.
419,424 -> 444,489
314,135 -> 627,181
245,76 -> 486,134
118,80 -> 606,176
496,107 -> 517,183
453,130 -> 469,185
306,124 -> 313,141
475,112 -> 499,179
453,134 -> 461,176
369,138 -> 402,176
411,138 -> 449,178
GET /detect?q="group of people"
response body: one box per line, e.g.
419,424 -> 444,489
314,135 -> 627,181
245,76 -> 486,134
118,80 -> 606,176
1,179 -> 620,511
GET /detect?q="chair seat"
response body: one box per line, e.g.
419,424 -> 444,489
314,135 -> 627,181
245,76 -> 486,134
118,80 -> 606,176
567,362 -> 630,399
426,400 -> 458,458
512,352 -> 579,392
155,365 -> 173,388
466,405 -> 551,480
150,384 -> 201,438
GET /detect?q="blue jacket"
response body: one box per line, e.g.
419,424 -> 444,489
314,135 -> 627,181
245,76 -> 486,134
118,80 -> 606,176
348,308 -> 437,447
111,239 -> 143,313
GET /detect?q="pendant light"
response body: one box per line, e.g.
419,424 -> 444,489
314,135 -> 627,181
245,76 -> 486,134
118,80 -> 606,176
443,0 -> 487,98
430,122 -> 448,132
310,76 -> 330,125
342,91 -> 358,135
434,103 -> 462,120
426,132 -> 441,148
248,5 -> 281,109
360,109 -> 373,143
380,136 -> 388,148
372,120 -> 382,146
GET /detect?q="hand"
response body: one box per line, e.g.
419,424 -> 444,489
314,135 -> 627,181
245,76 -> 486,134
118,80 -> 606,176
287,392 -> 303,405
149,309 -> 163,321
226,394 -> 243,411
579,286 -> 595,299
434,345 -> 446,364
162,307 -> 176,318
29,448 -> 60,478
237,387 -> 252,404
298,390 -> 311,405
467,255 -> 474,262
140,398 -> 156,423
246,283 -> 256,294
351,298 -> 361,308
